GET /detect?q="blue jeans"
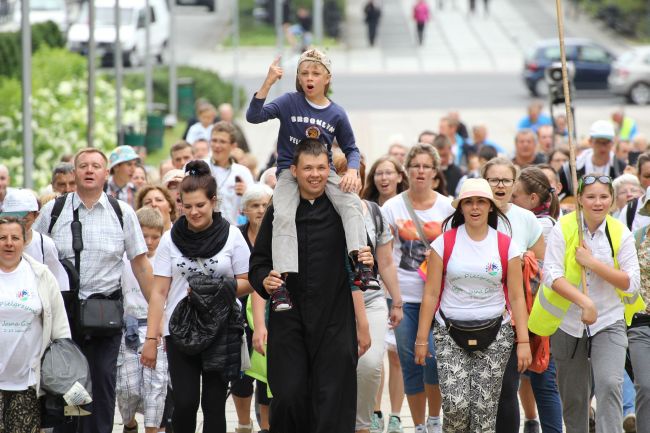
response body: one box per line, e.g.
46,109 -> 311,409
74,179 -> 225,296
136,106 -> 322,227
393,302 -> 438,395
524,356 -> 563,433
623,369 -> 636,416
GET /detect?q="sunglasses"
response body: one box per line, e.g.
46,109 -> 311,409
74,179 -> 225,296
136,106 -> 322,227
578,175 -> 612,194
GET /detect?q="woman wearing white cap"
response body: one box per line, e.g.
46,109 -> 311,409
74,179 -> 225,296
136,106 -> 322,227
0,188 -> 70,292
414,178 -> 531,433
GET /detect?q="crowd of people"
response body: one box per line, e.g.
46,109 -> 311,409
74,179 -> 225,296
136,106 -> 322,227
0,47 -> 649,433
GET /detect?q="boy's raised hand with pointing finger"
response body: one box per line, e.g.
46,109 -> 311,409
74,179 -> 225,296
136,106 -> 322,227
254,56 -> 284,100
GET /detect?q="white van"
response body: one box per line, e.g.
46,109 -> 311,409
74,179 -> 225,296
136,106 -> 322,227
67,0 -> 170,67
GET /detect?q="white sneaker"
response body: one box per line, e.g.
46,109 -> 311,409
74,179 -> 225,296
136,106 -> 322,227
426,418 -> 442,433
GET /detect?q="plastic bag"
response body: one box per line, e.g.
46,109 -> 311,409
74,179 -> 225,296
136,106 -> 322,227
41,338 -> 93,406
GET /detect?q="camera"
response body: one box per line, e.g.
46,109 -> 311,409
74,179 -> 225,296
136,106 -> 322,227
545,61 -> 575,105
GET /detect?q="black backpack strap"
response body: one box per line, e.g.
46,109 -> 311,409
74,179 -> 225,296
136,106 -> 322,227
48,193 -> 68,235
627,198 -> 639,231
106,195 -> 124,229
605,221 -> 615,259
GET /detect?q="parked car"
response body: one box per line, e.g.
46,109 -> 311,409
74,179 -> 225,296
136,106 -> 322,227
67,0 -> 170,67
176,0 -> 214,12
523,38 -> 614,97
609,46 -> 650,105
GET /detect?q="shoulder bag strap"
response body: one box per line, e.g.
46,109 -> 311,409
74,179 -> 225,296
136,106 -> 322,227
401,192 -> 431,249
40,232 -> 45,264
497,232 -> 511,311
106,195 -> 124,230
195,258 -> 211,277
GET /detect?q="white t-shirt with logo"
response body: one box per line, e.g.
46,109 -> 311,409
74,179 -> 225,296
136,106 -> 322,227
381,193 -> 455,303
432,225 -> 521,324
153,226 -> 250,336
0,259 -> 43,390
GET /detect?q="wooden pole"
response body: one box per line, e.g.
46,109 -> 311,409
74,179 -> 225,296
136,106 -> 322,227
554,0 -> 588,295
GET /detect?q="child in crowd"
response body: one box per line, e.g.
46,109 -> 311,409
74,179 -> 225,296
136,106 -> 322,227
186,102 -> 217,145
116,207 -> 168,433
246,48 -> 379,310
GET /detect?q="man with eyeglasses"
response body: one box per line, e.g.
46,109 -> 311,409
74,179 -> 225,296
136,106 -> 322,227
558,120 -> 627,199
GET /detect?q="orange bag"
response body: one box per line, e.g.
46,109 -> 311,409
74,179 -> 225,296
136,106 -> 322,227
522,251 -> 550,374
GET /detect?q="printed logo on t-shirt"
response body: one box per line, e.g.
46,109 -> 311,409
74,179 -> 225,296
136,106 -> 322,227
395,219 -> 443,271
305,125 -> 321,139
485,262 -> 501,277
16,289 -> 30,302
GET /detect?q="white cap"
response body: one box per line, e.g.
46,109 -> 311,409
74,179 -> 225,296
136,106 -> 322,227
589,120 -> 615,140
0,188 -> 38,217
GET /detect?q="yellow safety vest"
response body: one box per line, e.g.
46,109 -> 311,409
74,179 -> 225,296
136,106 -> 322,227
620,117 -> 636,141
528,212 -> 646,336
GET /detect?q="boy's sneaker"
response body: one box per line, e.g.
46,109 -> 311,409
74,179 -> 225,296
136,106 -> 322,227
354,262 -> 381,291
370,412 -> 384,433
523,420 -> 540,433
387,415 -> 403,433
270,278 -> 292,312
426,418 -> 442,433
589,407 -> 596,433
623,413 -> 636,433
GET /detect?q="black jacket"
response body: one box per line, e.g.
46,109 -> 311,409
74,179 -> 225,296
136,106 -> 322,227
168,275 -> 243,380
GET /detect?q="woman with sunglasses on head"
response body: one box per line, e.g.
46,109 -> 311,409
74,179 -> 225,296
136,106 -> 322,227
481,157 -> 546,433
381,143 -> 455,433
414,178 -> 531,432
530,173 -> 644,433
510,166 -> 564,433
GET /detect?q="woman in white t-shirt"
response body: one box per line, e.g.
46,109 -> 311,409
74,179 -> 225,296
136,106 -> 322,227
381,143 -> 455,433
140,161 -> 253,433
414,179 -> 531,433
0,217 -> 70,432
482,156 -> 546,433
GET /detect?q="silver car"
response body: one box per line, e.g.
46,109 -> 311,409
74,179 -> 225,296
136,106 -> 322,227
609,46 -> 650,105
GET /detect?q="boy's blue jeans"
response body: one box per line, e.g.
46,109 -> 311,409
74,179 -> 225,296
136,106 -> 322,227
272,169 -> 367,274
524,357 -> 563,433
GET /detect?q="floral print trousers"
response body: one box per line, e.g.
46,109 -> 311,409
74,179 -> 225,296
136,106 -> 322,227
0,388 -> 40,433
434,321 -> 514,433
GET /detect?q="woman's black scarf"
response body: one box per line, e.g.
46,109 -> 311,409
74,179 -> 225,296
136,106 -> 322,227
171,212 -> 230,258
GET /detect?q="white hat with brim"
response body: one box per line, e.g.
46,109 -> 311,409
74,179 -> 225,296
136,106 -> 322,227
451,178 -> 497,209
589,120 -> 615,140
0,188 -> 38,218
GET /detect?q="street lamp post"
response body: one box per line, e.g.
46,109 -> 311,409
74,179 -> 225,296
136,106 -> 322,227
145,0 -> 153,113
168,0 -> 177,123
115,0 -> 123,146
21,0 -> 33,188
232,0 -> 240,112
313,0 -> 323,45
88,0 -> 96,147
275,0 -> 283,56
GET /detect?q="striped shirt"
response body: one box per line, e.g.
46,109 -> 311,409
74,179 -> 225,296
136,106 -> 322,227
33,192 -> 147,299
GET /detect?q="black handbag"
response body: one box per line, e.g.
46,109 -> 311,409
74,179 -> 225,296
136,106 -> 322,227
440,309 -> 502,352
77,291 -> 124,336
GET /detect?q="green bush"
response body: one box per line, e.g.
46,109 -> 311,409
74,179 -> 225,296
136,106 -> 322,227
0,21 -> 66,79
0,48 -> 145,189
118,66 -> 246,117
